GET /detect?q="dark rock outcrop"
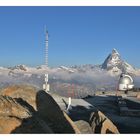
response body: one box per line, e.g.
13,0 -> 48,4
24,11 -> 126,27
89,110 -> 119,134
0,95 -> 53,133
0,85 -> 120,134
36,90 -> 80,133
0,86 -> 80,134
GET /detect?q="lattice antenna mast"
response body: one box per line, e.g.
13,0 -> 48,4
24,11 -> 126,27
43,27 -> 50,93
45,29 -> 49,67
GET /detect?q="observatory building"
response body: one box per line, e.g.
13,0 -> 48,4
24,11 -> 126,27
118,73 -> 134,93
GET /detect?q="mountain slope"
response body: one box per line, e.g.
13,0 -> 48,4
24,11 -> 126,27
101,49 -> 135,74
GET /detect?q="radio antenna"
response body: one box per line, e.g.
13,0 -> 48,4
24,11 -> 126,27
43,26 -> 50,93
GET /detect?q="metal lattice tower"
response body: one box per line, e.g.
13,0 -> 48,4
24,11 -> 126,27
45,30 -> 48,67
43,28 -> 50,93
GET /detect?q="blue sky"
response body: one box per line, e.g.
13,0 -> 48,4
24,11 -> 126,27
0,7 -> 140,68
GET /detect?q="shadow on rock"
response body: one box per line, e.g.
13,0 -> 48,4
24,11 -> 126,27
68,105 -> 95,122
11,90 -> 80,134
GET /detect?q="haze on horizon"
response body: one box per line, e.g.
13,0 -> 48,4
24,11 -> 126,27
0,7 -> 140,68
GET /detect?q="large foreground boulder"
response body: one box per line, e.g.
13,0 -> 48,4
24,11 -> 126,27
0,85 -> 80,134
89,111 -> 119,134
36,90 -> 80,134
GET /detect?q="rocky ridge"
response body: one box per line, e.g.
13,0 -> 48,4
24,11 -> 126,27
0,85 -> 119,134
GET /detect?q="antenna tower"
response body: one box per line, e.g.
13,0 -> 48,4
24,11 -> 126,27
45,30 -> 48,67
43,28 -> 50,93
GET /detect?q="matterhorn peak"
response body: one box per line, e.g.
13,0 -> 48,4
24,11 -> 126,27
102,49 -> 121,70
101,49 -> 135,74
112,48 -> 119,55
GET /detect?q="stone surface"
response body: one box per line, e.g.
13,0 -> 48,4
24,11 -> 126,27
0,86 -> 81,134
11,116 -> 53,134
63,112 -> 81,134
74,120 -> 92,134
0,116 -> 22,134
36,90 -> 80,133
0,95 -> 32,119
137,94 -> 140,99
0,95 -> 53,133
0,85 -> 37,110
89,110 -> 119,134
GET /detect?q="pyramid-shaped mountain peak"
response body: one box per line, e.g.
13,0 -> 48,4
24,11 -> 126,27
112,48 -> 119,55
101,49 -> 135,73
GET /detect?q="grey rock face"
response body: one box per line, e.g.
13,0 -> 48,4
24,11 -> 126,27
75,120 -> 93,134
102,49 -> 135,73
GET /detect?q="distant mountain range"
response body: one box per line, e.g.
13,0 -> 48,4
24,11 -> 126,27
0,49 -> 140,95
71,49 -> 139,76
0,48 -> 139,76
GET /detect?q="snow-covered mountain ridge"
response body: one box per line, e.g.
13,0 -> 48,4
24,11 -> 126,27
0,49 -> 140,94
0,49 -> 139,76
101,49 -> 136,75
